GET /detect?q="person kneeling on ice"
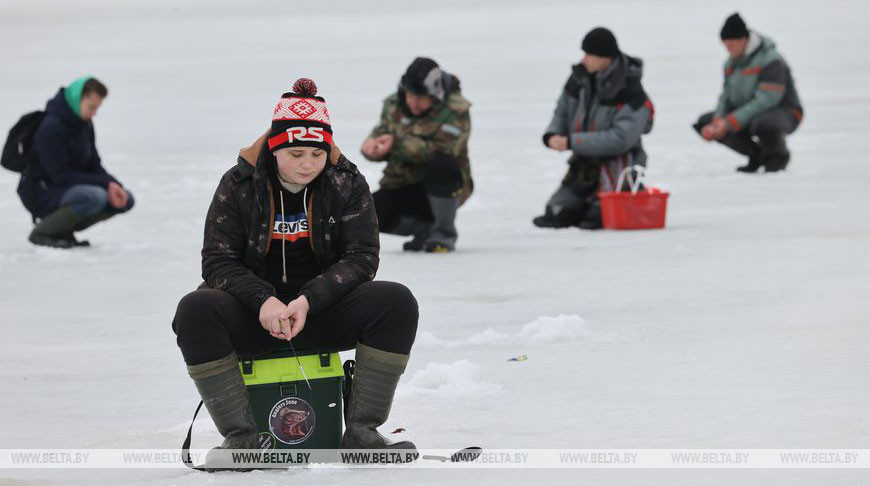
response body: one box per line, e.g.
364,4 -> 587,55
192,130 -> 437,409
693,13 -> 803,173
534,28 -> 654,230
18,76 -> 134,248
360,57 -> 473,253
171,79 -> 418,469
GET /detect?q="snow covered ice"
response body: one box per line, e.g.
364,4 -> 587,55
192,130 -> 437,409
1,0 -> 869,485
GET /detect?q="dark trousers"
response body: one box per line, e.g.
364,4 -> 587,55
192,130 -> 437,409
172,281 -> 418,365
372,185 -> 434,234
694,109 -> 800,159
373,153 -> 463,235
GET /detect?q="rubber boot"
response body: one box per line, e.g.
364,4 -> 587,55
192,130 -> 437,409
423,195 -> 458,253
533,205 -> 584,229
400,219 -> 432,252
28,207 -> 86,249
341,343 -> 417,462
758,132 -> 790,172
187,353 -> 259,471
719,132 -> 763,173
73,211 -> 111,232
578,200 -> 603,230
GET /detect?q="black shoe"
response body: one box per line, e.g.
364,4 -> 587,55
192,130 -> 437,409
28,232 -> 77,249
736,155 -> 762,173
577,201 -> 602,230
763,151 -> 790,172
532,207 -> 580,229
402,239 -> 425,252
578,219 -> 603,230
65,234 -> 91,247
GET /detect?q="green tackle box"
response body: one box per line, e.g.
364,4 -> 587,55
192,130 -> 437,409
239,348 -> 344,450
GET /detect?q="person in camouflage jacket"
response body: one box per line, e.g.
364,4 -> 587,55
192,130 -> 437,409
172,79 -> 419,468
361,57 -> 473,253
694,13 -> 803,173
534,28 -> 654,230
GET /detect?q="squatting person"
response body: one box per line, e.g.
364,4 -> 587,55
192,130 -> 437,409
694,13 -> 803,173
361,57 -> 473,253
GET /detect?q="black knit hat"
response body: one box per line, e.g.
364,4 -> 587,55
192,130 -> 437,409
400,57 -> 445,101
581,27 -> 620,58
720,13 -> 749,40
268,78 -> 332,155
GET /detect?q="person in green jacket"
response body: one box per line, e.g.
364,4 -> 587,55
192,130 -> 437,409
694,13 -> 803,173
361,57 -> 473,253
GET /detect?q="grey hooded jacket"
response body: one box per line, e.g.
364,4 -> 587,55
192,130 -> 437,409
544,54 -> 654,166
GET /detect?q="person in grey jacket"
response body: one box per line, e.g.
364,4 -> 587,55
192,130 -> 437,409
534,27 -> 654,229
694,13 -> 803,173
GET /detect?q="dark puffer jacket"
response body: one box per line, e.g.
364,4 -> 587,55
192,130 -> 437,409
201,134 -> 379,315
18,88 -> 118,217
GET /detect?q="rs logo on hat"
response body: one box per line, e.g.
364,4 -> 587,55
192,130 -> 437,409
287,127 -> 325,143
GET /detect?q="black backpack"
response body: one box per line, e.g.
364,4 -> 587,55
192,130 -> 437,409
2,111 -> 44,173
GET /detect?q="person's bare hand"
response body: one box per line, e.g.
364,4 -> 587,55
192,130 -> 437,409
373,134 -> 394,157
710,117 -> 728,140
547,135 -> 568,151
259,296 -> 288,339
701,124 -> 716,141
107,182 -> 128,209
361,137 -> 378,158
277,295 -> 310,340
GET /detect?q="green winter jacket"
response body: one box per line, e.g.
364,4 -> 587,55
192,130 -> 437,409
364,74 -> 473,204
714,32 -> 803,132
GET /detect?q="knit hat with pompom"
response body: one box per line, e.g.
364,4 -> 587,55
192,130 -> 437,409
269,78 -> 332,154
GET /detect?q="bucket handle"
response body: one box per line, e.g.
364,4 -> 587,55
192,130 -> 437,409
615,165 -> 647,195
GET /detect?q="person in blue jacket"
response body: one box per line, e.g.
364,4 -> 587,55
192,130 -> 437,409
18,76 -> 134,248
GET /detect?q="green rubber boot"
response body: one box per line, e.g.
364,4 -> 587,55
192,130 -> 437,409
187,353 -> 259,471
341,343 -> 417,461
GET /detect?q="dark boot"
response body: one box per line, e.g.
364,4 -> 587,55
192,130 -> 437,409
719,132 -> 763,173
28,207 -> 85,249
757,130 -> 790,173
187,353 -> 259,471
399,218 -> 431,252
341,343 -> 417,461
578,200 -> 603,230
533,206 -> 583,229
423,195 -> 458,253
763,150 -> 790,172
73,211 -> 111,232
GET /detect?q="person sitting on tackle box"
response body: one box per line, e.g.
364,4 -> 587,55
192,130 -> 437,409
171,79 -> 418,470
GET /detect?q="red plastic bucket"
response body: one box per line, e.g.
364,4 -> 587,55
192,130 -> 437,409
598,166 -> 669,230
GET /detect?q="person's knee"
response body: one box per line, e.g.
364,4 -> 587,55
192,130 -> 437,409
371,281 -> 419,333
64,186 -> 109,217
423,153 -> 462,198
172,289 -> 225,338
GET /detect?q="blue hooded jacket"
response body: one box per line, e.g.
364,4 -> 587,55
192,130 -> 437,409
18,88 -> 117,217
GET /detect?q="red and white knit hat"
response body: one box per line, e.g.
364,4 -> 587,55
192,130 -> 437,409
268,78 -> 332,153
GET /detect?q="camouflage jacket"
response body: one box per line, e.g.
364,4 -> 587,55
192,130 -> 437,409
364,76 -> 473,203
201,134 -> 380,315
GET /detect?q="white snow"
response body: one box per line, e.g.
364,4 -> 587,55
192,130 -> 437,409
1,0 -> 869,485
399,360 -> 502,399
